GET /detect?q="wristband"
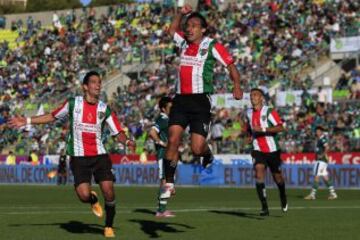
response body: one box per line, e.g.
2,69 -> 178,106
26,117 -> 31,125
262,127 -> 266,132
156,140 -> 166,146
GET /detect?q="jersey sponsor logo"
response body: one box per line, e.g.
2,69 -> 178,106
180,56 -> 203,67
74,122 -> 101,133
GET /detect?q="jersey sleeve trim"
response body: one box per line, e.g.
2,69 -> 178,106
212,42 -> 234,67
268,109 -> 283,126
51,99 -> 69,119
174,31 -> 185,48
105,108 -> 123,136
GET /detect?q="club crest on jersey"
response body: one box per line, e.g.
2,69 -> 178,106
87,113 -> 93,121
261,115 -> 267,121
98,112 -> 105,121
200,48 -> 208,56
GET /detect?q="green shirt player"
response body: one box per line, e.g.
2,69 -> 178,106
305,126 -> 337,200
149,97 -> 176,217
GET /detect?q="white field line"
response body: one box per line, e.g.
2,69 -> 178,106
0,206 -> 360,215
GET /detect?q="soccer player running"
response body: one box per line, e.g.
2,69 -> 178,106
8,71 -> 135,238
149,97 -> 175,217
245,88 -> 287,216
162,4 -> 243,200
304,126 -> 337,200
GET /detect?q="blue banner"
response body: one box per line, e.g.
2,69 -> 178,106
0,164 -> 359,188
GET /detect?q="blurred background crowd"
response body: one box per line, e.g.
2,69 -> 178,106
0,0 -> 359,162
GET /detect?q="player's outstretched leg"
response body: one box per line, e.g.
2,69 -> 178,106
90,191 -> 104,218
273,173 -> 288,213
277,182 -> 288,212
163,158 -> 177,192
256,181 -> 269,216
104,200 -> 116,238
201,144 -> 214,169
100,181 -> 116,238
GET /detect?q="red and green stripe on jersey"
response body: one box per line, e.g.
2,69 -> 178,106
51,96 -> 123,157
174,32 -> 234,94
246,106 -> 283,153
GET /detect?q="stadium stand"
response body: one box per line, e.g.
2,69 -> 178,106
0,1 -> 359,157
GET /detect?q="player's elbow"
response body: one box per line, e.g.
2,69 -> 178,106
278,125 -> 285,132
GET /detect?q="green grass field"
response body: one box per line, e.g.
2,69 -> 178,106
0,185 -> 359,240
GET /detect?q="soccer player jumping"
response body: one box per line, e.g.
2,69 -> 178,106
245,88 -> 288,216
162,4 -> 243,203
8,71 -> 135,238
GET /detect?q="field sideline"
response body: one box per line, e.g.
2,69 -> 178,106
0,185 -> 359,240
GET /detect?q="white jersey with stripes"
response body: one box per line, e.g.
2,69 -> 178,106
246,105 -> 283,153
51,96 -> 123,157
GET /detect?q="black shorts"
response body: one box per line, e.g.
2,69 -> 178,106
70,154 -> 115,187
169,94 -> 212,138
251,150 -> 282,174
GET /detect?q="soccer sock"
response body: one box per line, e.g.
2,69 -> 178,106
201,147 -> 214,166
157,196 -> 167,213
276,181 -> 287,203
105,200 -> 116,227
157,184 -> 168,213
164,158 -> 177,183
202,146 -> 212,158
89,192 -> 98,205
255,182 -> 268,209
311,181 -> 319,195
325,179 -> 336,194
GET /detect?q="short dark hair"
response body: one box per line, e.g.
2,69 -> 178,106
82,71 -> 100,85
185,12 -> 208,29
159,96 -> 172,111
250,88 -> 265,96
315,125 -> 326,132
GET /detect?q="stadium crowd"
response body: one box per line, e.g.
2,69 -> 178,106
0,0 -> 359,157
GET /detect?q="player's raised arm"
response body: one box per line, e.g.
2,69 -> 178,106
168,4 -> 192,38
8,98 -> 71,129
227,64 -> 243,100
8,113 -> 56,129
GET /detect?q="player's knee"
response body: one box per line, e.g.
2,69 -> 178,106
191,144 -> 205,156
103,190 -> 115,202
255,175 -> 265,182
168,136 -> 180,149
77,192 -> 91,203
273,173 -> 284,184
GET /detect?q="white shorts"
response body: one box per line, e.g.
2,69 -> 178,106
158,158 -> 164,180
313,161 -> 329,177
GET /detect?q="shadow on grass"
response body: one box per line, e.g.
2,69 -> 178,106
9,221 -> 104,236
129,219 -> 194,238
210,210 -> 283,219
133,208 -> 157,215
